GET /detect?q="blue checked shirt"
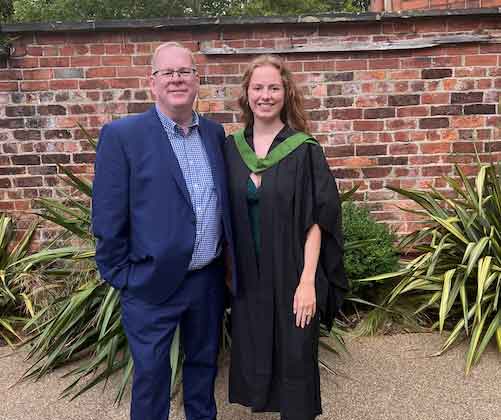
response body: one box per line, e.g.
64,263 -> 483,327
156,106 -> 222,270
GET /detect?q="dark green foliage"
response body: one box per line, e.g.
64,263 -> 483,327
0,0 -> 14,21
10,0 -> 369,23
342,201 -> 399,286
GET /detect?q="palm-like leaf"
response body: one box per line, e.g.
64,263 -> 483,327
361,161 -> 501,372
0,214 -> 38,346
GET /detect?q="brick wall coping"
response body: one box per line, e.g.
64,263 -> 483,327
1,7 -> 501,34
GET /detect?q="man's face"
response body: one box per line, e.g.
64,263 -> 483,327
150,47 -> 199,118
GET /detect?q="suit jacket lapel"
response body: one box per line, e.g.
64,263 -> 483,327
146,108 -> 192,208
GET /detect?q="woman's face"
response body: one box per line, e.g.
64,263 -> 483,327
247,64 -> 285,124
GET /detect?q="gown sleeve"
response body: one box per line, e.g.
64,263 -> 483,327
302,143 -> 349,330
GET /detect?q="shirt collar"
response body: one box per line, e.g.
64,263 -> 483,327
155,104 -> 199,134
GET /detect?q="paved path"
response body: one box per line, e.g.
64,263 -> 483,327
1,333 -> 500,420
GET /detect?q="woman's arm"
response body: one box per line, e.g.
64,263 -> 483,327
293,223 -> 321,328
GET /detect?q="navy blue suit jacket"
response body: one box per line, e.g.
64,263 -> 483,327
92,107 -> 236,304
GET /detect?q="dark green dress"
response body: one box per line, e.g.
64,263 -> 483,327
224,126 -> 348,420
247,178 -> 261,260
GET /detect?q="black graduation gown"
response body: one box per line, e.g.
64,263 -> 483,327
224,126 -> 348,420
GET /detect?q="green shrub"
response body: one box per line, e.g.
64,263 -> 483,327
342,201 -> 399,286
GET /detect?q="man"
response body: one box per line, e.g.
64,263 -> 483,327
92,42 -> 236,420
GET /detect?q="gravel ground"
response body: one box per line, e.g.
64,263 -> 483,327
1,332 -> 500,420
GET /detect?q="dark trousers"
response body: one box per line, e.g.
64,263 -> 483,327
121,260 -> 225,420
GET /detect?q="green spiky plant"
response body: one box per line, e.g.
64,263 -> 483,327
0,214 -> 38,346
359,161 -> 501,373
19,129 -> 357,402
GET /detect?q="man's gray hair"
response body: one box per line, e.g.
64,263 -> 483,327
151,42 -> 196,71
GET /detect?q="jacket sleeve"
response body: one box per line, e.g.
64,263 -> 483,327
91,123 -> 131,290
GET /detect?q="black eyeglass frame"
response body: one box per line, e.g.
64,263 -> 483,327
152,68 -> 197,78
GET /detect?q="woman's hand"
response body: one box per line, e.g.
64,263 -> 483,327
293,273 -> 316,328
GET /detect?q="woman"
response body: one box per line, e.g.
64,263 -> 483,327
224,55 -> 348,420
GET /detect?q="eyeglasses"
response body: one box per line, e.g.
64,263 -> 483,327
152,68 -> 197,79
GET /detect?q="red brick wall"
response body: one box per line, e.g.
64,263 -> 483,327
371,0 -> 501,12
1,14 -> 501,243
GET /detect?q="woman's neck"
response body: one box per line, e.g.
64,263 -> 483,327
252,118 -> 285,139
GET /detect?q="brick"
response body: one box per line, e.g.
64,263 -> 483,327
44,130 -> 72,140
364,108 -> 395,119
389,70 -> 420,80
128,103 -> 153,114
70,56 -> 101,67
355,96 -> 387,108
22,69 -> 52,80
0,166 -> 26,175
6,106 -> 35,117
0,178 -> 12,188
15,177 -> 43,187
402,57 -> 432,69
324,72 -> 354,82
485,141 -> 501,152
369,59 -> 400,70
21,81 -> 49,91
50,80 -> 79,90
452,142 -> 480,153
73,153 -> 96,163
37,105 -> 67,116
377,156 -> 408,166
332,168 -> 361,179
0,70 -> 22,80
12,155 -> 41,165
54,68 -> 84,79
308,110 -> 329,121
324,145 -> 354,158
110,78 -> 140,89
41,154 -> 71,164
324,97 -> 354,108
102,56 -> 131,66
464,104 -> 496,115
117,67 -> 150,78
356,71 -> 386,81
9,57 -> 39,68
13,130 -> 41,141
39,57 -> 70,67
388,95 -> 420,106
419,118 -> 449,129
353,120 -> 384,131
203,113 -> 233,124
356,145 -> 387,156
361,167 -> 392,178
387,119 -> 417,130
431,105 -> 463,116
389,143 -> 418,154
85,67 -> 116,78
397,106 -> 428,118
326,84 -> 342,96
0,82 -> 19,91
69,104 -> 97,114
79,80 -> 111,89
0,118 -> 24,129
421,166 -> 452,177
451,92 -> 483,104
422,92 -> 449,104
331,109 -> 363,120
336,60 -> 367,71
422,68 -> 453,79
465,55 -> 498,67
451,116 -> 485,128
